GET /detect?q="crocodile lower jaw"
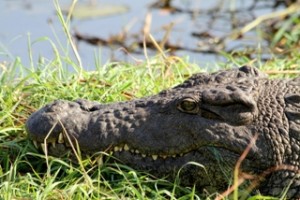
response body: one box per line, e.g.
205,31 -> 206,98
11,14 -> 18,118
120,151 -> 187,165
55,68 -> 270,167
32,133 -> 190,161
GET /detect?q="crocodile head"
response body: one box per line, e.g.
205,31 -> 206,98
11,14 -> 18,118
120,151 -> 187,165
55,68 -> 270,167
26,66 -> 299,195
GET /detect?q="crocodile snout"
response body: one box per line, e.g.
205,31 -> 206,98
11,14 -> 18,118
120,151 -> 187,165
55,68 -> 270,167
26,100 -> 85,143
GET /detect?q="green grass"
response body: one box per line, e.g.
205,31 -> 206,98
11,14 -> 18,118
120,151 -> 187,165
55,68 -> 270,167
0,55 -> 209,200
1,1 -> 300,200
1,48 -> 298,200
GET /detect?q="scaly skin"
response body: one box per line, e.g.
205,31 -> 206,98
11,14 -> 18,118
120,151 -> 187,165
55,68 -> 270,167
26,66 -> 300,198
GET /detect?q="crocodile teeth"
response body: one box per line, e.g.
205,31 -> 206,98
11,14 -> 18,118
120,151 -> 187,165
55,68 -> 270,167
41,143 -> 46,154
33,140 -> 39,148
51,142 -> 56,148
91,142 -> 186,160
58,133 -> 64,143
124,144 -> 129,151
152,155 -> 158,160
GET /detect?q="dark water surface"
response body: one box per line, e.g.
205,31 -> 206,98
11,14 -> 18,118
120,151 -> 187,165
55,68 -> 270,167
0,0 -> 288,69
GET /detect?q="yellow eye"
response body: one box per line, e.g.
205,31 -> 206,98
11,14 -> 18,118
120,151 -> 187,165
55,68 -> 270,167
177,98 -> 199,114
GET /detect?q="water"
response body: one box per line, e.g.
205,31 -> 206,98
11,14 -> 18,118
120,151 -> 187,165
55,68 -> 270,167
0,0 -> 288,69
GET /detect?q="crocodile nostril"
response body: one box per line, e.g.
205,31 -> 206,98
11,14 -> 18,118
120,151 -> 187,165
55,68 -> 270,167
88,106 -> 101,112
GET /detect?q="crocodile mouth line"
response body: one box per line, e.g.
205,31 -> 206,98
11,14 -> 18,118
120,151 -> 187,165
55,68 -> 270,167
32,133 -> 190,161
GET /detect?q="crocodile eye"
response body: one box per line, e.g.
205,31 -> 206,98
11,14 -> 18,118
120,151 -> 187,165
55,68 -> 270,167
177,98 -> 199,114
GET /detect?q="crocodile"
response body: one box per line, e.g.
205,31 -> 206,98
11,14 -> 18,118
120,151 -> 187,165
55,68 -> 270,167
26,66 -> 300,198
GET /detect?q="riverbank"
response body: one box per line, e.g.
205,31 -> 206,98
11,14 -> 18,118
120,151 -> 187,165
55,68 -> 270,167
0,49 -> 299,199
0,1 -> 299,199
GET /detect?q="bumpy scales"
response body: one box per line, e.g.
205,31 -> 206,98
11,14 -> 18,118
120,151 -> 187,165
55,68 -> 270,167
26,66 -> 300,198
